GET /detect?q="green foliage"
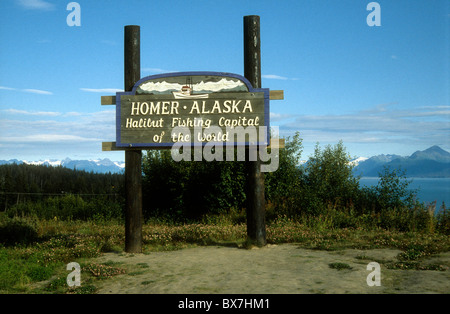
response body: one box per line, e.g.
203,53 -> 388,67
0,220 -> 124,293
329,262 -> 352,270
142,149 -> 246,220
83,262 -> 126,279
0,163 -> 124,218
303,141 -> 360,215
143,132 -> 306,221
0,217 -> 38,246
266,138 -> 363,222
0,250 -> 32,291
436,203 -> 450,235
6,194 -> 123,221
374,166 -> 417,211
265,132 -> 304,217
0,134 -> 447,236
139,133 -> 448,234
26,264 -> 54,282
398,244 -> 428,261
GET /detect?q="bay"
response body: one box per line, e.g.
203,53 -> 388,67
359,177 -> 450,212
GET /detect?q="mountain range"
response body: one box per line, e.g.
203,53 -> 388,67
352,145 -> 450,178
0,158 -> 125,174
1,145 -> 449,177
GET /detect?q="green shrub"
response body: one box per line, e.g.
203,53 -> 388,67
329,262 -> 352,270
6,195 -> 123,222
436,203 -> 449,235
0,217 -> 38,246
374,166 -> 417,212
265,132 -> 305,218
304,141 -> 360,215
142,149 -> 246,220
26,264 -> 54,281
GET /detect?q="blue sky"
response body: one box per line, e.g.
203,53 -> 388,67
0,0 -> 448,161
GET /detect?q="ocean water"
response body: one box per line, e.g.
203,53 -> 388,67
359,177 -> 450,211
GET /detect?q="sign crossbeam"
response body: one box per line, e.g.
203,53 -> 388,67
102,138 -> 285,152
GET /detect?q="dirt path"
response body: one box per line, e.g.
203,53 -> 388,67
93,244 -> 449,294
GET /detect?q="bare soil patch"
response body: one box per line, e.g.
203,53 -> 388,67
92,244 -> 449,294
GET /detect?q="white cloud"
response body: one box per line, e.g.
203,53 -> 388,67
23,88 -> 53,95
80,88 -> 123,93
0,86 -> 53,94
419,105 -> 450,110
263,74 -> 299,81
0,86 -> 17,91
270,112 -> 296,122
280,103 -> 450,149
142,68 -> 178,74
2,109 -> 61,116
263,74 -> 288,80
64,112 -> 82,117
17,0 -> 55,10
0,134 -> 100,143
0,110 -> 115,147
0,108 -> 120,160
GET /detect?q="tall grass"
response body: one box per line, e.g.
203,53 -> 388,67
1,207 -> 449,293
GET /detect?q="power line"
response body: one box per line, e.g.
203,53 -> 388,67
0,192 -> 119,196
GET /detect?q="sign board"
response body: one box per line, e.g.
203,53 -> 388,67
115,72 -> 270,148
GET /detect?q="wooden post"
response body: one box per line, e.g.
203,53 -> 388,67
244,15 -> 266,247
124,25 -> 143,253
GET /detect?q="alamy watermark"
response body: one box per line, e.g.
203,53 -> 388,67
367,2 -> 381,27
66,2 -> 81,27
66,2 -> 380,28
170,124 -> 280,173
366,262 -> 381,286
66,262 -> 81,287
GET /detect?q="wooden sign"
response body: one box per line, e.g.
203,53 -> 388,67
114,72 -> 270,148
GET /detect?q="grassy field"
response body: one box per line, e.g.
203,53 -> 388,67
0,213 -> 448,294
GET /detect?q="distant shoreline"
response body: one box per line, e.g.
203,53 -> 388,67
360,177 -> 450,208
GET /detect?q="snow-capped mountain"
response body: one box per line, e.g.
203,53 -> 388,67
2,146 -> 449,177
349,156 -> 369,167
0,158 -> 125,174
353,146 -> 450,177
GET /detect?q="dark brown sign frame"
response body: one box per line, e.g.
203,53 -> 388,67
115,72 -> 270,148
